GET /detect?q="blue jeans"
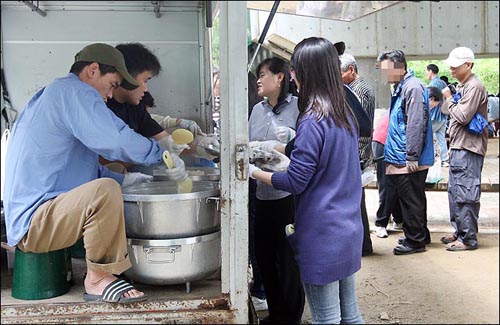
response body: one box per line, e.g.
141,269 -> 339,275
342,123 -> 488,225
432,120 -> 448,162
304,274 -> 364,324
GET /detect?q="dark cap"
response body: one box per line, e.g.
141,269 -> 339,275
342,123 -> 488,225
74,43 -> 138,90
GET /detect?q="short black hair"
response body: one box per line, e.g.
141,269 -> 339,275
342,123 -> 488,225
427,64 -> 439,74
377,50 -> 407,70
428,86 -> 443,102
115,43 -> 161,77
440,75 -> 449,84
141,91 -> 155,108
69,61 -> 117,75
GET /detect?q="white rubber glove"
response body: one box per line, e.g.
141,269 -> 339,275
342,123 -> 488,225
274,126 -> 296,143
249,140 -> 281,162
248,163 -> 261,179
122,172 -> 154,187
150,115 -> 205,136
165,153 -> 189,181
150,114 -> 177,129
191,135 -> 220,160
178,118 -> 205,136
256,150 -> 290,172
157,135 -> 189,156
406,160 -> 419,173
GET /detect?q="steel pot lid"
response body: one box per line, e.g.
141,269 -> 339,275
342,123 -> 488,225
122,181 -> 220,202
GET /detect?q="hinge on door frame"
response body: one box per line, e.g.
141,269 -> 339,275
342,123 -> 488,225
235,144 -> 248,181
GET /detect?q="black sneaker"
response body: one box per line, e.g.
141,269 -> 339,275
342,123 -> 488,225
393,244 -> 426,255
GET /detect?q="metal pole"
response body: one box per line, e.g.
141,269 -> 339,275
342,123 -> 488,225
21,1 -> 47,17
247,0 -> 280,73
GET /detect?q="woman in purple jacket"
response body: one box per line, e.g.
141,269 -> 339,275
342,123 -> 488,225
249,37 -> 364,324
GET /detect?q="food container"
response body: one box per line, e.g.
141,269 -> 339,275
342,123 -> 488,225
122,181 -> 220,239
130,164 -> 220,182
154,167 -> 220,182
125,231 -> 221,285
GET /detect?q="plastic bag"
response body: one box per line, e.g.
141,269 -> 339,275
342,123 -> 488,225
361,167 -> 375,187
425,157 -> 442,184
467,112 -> 488,135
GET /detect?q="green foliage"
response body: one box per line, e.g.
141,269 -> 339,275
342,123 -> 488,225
409,58 -> 499,95
211,15 -> 220,68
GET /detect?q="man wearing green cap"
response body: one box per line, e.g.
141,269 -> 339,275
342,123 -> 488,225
3,43 -> 187,303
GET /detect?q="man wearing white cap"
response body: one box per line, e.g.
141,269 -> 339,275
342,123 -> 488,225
440,47 -> 488,251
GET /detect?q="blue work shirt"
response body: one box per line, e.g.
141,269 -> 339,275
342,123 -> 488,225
4,73 -> 163,246
429,76 -> 448,123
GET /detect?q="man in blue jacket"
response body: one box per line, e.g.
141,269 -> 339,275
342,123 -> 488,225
377,50 -> 434,255
4,43 -> 186,303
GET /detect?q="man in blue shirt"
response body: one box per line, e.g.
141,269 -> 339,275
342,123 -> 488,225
426,64 -> 450,165
3,43 -> 186,303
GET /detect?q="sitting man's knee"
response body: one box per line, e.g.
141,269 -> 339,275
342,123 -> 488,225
91,178 -> 122,200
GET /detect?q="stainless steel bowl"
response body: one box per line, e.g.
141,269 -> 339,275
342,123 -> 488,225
122,181 -> 220,239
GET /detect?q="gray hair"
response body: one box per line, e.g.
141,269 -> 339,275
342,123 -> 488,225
339,53 -> 358,73
377,50 -> 407,70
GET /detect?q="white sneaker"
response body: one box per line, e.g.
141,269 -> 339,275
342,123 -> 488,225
391,222 -> 403,231
251,296 -> 268,311
375,226 -> 388,238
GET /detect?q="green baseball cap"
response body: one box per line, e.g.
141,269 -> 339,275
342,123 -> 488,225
74,43 -> 138,90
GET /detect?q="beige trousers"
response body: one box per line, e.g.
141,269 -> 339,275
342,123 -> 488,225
17,178 -> 131,275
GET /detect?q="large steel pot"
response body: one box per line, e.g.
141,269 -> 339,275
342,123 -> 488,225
130,164 -> 220,182
122,181 -> 220,239
125,231 -> 221,285
154,167 -> 220,182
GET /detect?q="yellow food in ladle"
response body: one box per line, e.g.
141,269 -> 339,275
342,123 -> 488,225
172,129 -> 194,145
162,150 -> 193,193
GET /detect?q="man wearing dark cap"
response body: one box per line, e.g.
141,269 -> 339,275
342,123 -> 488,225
3,43 -> 187,303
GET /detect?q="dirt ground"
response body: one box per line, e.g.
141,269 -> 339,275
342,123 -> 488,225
257,231 -> 499,324
355,231 -> 499,324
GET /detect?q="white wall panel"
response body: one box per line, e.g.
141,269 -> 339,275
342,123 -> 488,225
430,2 -> 485,55
486,1 -> 500,54
273,12 -> 321,44
322,14 -> 379,57
1,5 -> 205,124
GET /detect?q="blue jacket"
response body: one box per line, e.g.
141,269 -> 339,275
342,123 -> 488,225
384,72 -> 434,167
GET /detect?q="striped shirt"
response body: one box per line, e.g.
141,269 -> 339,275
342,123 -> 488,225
348,76 -> 375,162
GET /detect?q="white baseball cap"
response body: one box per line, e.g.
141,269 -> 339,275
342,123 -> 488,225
443,47 -> 475,68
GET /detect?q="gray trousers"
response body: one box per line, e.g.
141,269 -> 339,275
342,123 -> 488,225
448,149 -> 484,247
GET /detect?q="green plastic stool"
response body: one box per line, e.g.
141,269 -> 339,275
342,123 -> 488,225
12,248 -> 72,300
69,238 -> 86,258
